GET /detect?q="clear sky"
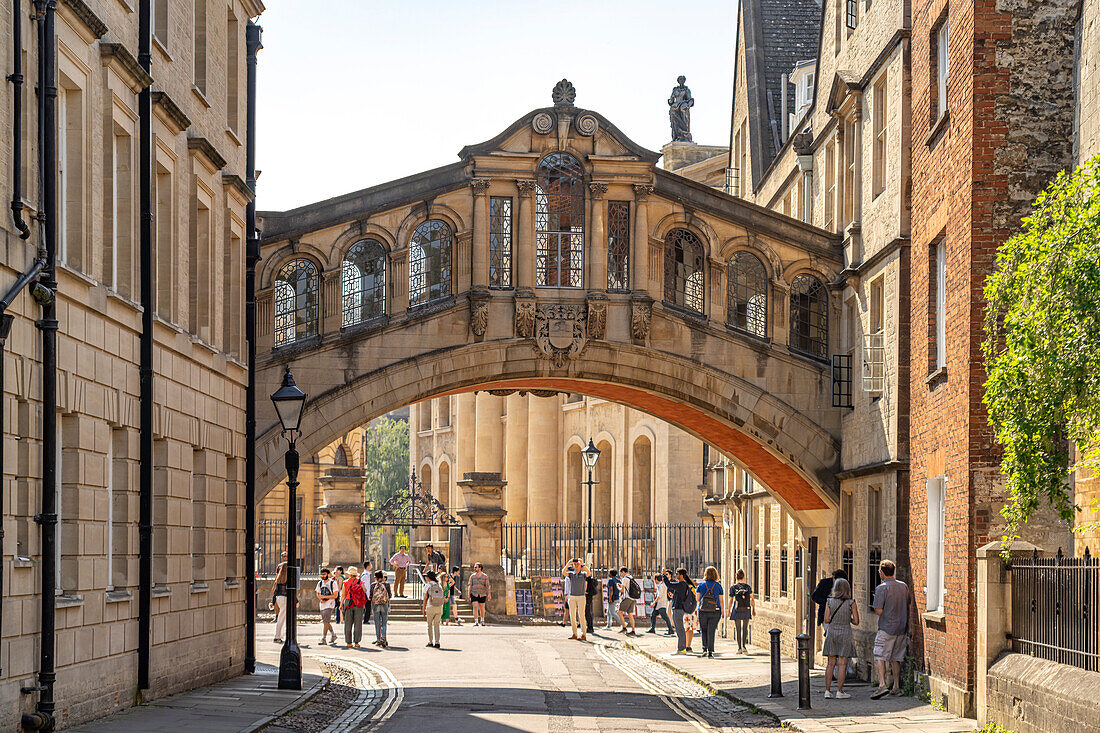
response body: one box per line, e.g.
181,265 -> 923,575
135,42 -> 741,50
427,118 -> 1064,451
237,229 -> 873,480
255,1 -> 738,212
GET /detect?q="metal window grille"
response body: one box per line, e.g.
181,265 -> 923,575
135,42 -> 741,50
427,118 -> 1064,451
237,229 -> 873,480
753,549 -> 760,591
663,228 -> 705,314
1011,548 -> 1100,672
780,548 -> 789,596
727,251 -> 768,337
341,239 -> 386,327
409,220 -> 452,306
764,549 -> 772,601
863,331 -> 886,393
607,201 -> 631,291
273,258 -> 318,347
489,197 -> 513,289
790,274 -> 829,359
795,546 -> 803,579
846,0 -> 858,28
257,518 -> 325,577
832,354 -> 853,407
535,153 -> 585,288
724,167 -> 740,197
842,548 -> 854,591
868,546 -> 882,605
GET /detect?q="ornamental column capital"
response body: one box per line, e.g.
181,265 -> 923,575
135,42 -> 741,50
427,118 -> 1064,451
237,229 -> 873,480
516,179 -> 537,198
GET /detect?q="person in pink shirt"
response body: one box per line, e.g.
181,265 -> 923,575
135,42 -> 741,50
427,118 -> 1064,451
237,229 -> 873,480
389,545 -> 412,598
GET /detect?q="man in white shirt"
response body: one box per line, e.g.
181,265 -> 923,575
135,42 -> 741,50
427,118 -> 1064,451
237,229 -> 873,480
390,545 -> 412,597
315,567 -> 339,645
648,573 -> 674,635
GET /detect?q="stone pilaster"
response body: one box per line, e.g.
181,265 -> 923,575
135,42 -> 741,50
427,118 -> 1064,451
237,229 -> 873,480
317,467 -> 368,569
470,178 -> 491,290
457,471 -> 508,615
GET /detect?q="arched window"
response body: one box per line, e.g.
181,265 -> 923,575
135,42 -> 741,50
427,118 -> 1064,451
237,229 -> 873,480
408,220 -> 452,307
663,228 -> 705,314
342,239 -> 386,326
333,445 -> 349,465
273,258 -> 318,347
790,273 -> 829,359
727,251 -> 768,337
536,152 -> 585,288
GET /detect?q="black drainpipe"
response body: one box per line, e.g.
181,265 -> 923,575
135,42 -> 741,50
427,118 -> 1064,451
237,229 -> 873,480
9,0 -> 31,240
22,0 -> 59,730
136,0 -> 153,694
243,20 -> 262,675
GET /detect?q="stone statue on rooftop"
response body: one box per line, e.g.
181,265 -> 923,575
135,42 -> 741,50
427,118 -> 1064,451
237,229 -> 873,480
668,75 -> 694,142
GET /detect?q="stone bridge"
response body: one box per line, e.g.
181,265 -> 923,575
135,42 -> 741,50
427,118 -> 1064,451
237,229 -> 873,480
255,82 -> 844,530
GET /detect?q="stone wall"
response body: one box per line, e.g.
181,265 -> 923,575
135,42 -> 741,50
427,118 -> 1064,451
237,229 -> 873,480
986,654 -> 1100,733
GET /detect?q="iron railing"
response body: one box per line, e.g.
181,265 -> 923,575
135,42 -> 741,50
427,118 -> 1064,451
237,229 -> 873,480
257,518 -> 325,578
500,522 -> 721,581
1011,548 -> 1099,672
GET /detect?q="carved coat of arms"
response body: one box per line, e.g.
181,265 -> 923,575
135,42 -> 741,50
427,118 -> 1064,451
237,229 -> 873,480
533,304 -> 587,368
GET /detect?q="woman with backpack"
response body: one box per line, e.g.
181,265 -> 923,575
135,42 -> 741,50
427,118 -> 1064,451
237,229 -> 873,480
696,566 -> 725,658
371,570 -> 391,648
422,570 -> 445,648
728,568 -> 756,654
342,566 -> 368,648
822,578 -> 859,699
663,567 -> 698,654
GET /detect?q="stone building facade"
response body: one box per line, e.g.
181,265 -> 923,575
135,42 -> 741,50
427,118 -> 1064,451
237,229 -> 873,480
0,0 -> 262,728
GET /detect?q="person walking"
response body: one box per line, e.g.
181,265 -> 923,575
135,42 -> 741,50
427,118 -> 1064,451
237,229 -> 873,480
664,567 -> 697,654
342,566 -> 368,648
389,545 -> 412,597
361,559 -> 374,626
683,578 -> 699,653
584,572 -> 600,634
563,559 -> 590,641
425,543 -> 446,575
371,570 -> 391,648
696,566 -> 725,658
468,563 -> 491,626
315,567 -> 339,645
441,569 -> 455,626
823,578 -> 859,699
604,569 -> 621,630
870,560 -> 911,699
728,569 -> 756,654
422,570 -> 445,648
648,573 -> 673,635
449,566 -> 464,625
271,551 -> 288,643
617,567 -> 639,637
333,566 -> 346,624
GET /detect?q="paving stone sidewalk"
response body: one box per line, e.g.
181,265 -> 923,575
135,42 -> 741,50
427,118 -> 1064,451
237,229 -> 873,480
69,662 -> 325,733
621,628 -> 976,733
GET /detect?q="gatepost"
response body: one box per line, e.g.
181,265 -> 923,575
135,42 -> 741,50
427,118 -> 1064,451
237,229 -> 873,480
457,471 -> 508,615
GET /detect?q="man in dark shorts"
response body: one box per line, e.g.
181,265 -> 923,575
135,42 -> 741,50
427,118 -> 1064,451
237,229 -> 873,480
468,562 -> 491,626
617,567 -> 638,636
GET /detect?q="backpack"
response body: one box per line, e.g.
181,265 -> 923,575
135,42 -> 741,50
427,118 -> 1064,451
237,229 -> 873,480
346,578 -> 367,607
682,585 -> 698,614
700,581 -> 719,613
628,577 -> 642,599
733,584 -> 752,608
372,582 -> 390,606
426,581 -> 445,607
586,575 -> 600,596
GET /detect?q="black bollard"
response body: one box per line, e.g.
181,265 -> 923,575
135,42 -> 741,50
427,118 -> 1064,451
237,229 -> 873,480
796,633 -> 811,710
768,628 -> 783,698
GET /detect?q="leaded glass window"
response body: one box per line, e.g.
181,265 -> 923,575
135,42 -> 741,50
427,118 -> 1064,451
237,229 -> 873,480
727,251 -> 768,337
342,239 -> 386,326
409,220 -> 452,307
535,152 -> 585,288
790,273 -> 829,359
489,196 -> 513,289
607,201 -> 630,291
663,228 -> 705,314
273,258 -> 318,347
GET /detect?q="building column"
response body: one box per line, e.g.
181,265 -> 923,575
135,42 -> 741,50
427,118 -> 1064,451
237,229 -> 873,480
504,393 -> 529,523
318,467 -> 368,568
515,179 -> 536,293
588,182 -> 608,292
455,393 -> 477,509
526,395 -> 560,522
631,184 -> 653,297
474,392 -> 504,473
456,472 -> 507,614
471,178 -> 490,290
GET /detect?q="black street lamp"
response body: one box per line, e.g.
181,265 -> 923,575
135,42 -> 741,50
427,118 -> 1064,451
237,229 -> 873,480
581,439 -> 601,555
271,365 -> 306,690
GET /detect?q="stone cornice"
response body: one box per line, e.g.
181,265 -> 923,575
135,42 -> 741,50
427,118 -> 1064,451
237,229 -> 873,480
151,90 -> 192,133
100,42 -> 154,93
835,459 -> 909,481
222,173 -> 255,202
60,0 -> 108,39
187,136 -> 227,170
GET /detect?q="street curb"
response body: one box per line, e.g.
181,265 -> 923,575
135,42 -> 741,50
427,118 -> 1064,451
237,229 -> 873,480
248,670 -> 329,733
622,642 -> 807,731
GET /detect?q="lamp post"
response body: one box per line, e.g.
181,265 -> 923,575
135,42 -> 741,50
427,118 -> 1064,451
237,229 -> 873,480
581,440 -> 601,555
271,365 -> 307,691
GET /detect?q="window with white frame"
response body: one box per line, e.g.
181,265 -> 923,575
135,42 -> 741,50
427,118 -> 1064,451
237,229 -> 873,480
872,74 -> 887,197
934,15 -> 950,120
925,476 -> 946,611
863,277 -> 885,393
934,238 -> 947,370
